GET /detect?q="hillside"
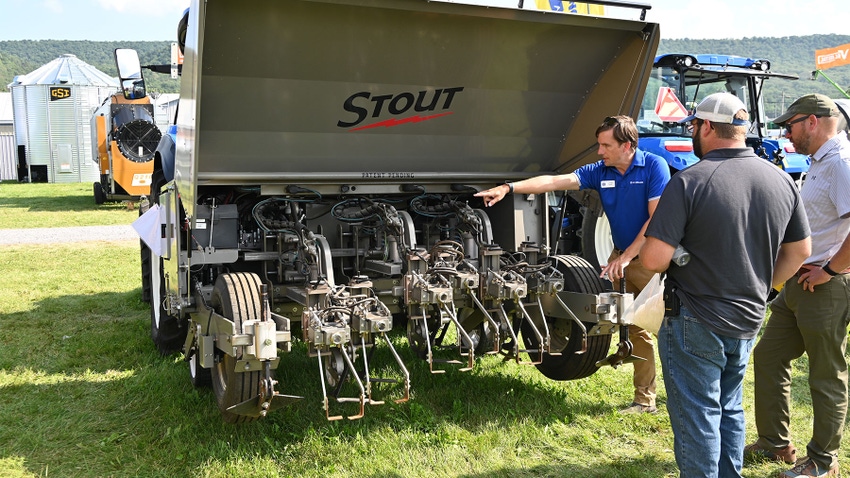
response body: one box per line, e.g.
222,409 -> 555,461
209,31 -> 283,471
0,40 -> 179,94
2,35 -> 849,114
658,34 -> 850,119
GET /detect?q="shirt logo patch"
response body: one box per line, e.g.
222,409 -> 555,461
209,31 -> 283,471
601,180 -> 615,188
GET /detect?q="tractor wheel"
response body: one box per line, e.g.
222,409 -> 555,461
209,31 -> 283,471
145,169 -> 184,355
581,210 -> 614,272
93,182 -> 106,204
149,254 -> 186,355
211,272 -> 265,423
189,348 -> 212,388
521,254 -> 612,381
140,244 -> 152,304
140,169 -> 166,303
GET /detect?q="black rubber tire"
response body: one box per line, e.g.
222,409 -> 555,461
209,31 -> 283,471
189,349 -> 212,388
140,169 -> 166,304
521,254 -> 612,381
145,169 -> 185,355
140,243 -> 152,304
93,182 -> 106,204
149,255 -> 186,355
211,272 -> 265,424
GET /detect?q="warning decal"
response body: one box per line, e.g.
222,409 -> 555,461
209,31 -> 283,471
654,87 -> 689,122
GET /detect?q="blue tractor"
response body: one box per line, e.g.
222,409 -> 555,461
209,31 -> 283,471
637,53 -> 809,177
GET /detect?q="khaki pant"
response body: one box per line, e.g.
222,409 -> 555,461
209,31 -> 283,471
753,273 -> 850,470
610,249 -> 657,408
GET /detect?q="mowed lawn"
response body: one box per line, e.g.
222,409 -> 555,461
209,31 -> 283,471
0,182 -> 840,477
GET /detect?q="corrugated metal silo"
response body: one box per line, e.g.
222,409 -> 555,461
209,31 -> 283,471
9,54 -> 118,183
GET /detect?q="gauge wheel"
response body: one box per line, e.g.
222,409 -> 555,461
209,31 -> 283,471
149,253 -> 185,355
189,347 -> 212,387
521,254 -> 612,381
581,210 -> 614,272
406,313 -> 439,361
211,272 -> 265,423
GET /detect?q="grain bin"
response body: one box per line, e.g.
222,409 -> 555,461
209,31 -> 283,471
9,54 -> 118,183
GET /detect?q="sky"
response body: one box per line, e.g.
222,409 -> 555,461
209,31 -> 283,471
0,0 -> 849,42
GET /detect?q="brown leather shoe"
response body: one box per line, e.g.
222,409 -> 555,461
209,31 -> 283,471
778,456 -> 838,477
744,441 -> 797,464
620,402 -> 657,414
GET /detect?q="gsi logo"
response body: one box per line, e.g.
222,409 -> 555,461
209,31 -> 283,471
49,86 -> 72,101
338,87 -> 464,131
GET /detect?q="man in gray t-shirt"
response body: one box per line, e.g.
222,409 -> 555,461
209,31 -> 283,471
640,93 -> 811,477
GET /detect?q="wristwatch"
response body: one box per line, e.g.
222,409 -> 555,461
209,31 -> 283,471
823,261 -> 839,277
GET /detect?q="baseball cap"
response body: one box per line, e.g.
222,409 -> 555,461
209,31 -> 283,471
678,93 -> 749,126
772,93 -> 839,125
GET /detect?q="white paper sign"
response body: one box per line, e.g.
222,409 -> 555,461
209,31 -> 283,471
132,204 -> 163,256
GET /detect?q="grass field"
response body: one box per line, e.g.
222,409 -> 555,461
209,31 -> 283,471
0,183 -> 842,477
0,182 -> 136,229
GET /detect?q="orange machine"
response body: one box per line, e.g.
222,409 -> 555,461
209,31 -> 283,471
91,93 -> 161,203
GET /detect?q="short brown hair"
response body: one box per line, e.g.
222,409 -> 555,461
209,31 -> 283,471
596,115 -> 638,149
712,109 -> 749,140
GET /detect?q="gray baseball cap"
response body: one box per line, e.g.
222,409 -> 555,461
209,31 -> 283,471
679,93 -> 749,126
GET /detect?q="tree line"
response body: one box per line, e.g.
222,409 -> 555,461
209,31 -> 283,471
658,34 -> 850,118
0,40 -> 179,94
2,35 -> 849,112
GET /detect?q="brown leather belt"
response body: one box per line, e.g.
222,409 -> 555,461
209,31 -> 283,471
612,248 -> 637,260
796,263 -> 850,276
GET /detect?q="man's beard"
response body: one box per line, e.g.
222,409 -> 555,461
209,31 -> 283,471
792,134 -> 811,156
693,127 -> 703,159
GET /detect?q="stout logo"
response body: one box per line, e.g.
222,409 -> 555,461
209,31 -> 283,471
338,87 -> 464,131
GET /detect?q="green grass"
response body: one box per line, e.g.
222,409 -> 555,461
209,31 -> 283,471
0,184 -> 844,477
0,182 -> 137,228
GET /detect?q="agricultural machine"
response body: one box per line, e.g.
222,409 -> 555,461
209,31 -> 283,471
128,0 -> 660,422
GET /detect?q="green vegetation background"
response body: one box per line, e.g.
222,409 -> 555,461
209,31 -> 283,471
0,40 -> 179,95
2,35 -> 850,114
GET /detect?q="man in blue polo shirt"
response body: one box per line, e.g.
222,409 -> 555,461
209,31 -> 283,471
475,115 -> 670,413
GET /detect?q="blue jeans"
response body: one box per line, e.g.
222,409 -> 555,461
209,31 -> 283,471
658,306 -> 755,478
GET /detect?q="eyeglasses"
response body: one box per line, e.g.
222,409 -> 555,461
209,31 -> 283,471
602,116 -> 622,126
784,114 -> 815,134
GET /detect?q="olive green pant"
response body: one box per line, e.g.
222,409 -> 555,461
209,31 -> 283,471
752,273 -> 850,470
610,250 -> 657,408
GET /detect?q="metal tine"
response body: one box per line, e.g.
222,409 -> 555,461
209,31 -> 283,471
514,300 -> 544,365
378,330 -> 411,404
534,295 -> 560,356
336,345 -> 366,420
553,293 -> 588,355
439,300 -> 475,371
495,303 -> 522,362
420,309 -> 447,374
316,350 -> 344,421
354,338 -> 384,406
468,289 -> 501,354
353,294 -> 409,405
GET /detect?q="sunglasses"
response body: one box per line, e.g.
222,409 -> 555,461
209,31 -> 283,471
784,114 -> 817,134
686,119 -> 704,134
602,116 -> 622,126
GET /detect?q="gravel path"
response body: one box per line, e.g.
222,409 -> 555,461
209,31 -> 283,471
0,225 -> 138,246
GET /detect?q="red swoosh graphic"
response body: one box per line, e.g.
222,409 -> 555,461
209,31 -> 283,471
348,111 -> 454,132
